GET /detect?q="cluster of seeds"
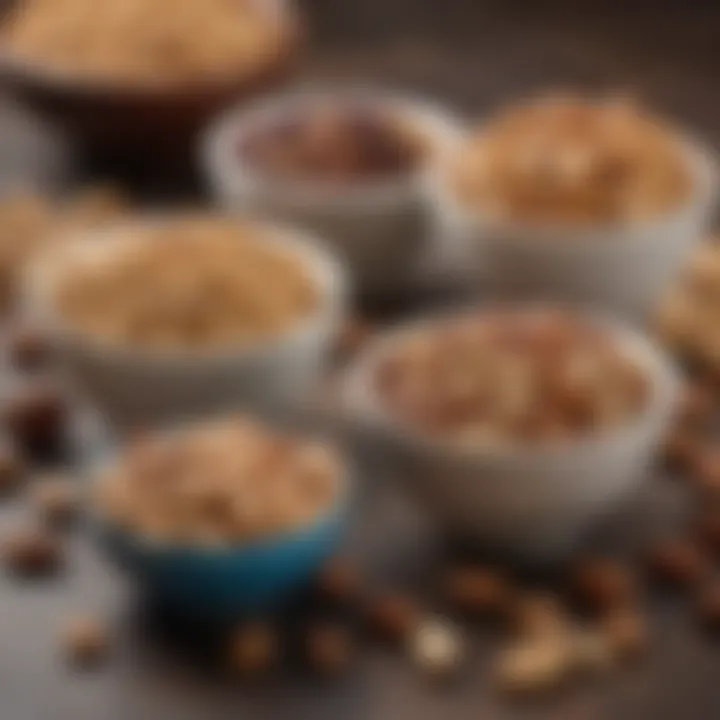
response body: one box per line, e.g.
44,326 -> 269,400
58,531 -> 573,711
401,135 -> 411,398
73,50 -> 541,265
0,185 -> 127,314
240,104 -> 426,183
376,309 -> 649,445
450,95 -> 692,225
53,217 -> 318,351
96,416 -> 342,545
659,240 -> 720,372
3,0 -> 291,87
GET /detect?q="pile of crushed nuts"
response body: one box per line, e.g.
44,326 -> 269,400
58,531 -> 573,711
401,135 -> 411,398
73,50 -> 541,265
376,309 -> 649,444
240,103 -> 427,182
96,416 -> 342,545
450,95 -> 692,225
53,217 -> 318,351
2,0 -> 290,87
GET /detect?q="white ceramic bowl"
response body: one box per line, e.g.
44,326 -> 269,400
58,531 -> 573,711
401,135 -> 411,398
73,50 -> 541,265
201,88 -> 465,295
23,215 -> 348,430
426,135 -> 718,318
341,309 -> 680,559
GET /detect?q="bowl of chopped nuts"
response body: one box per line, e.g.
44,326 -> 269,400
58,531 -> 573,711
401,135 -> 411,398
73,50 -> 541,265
0,0 -> 300,161
342,307 -> 680,558
427,94 -> 717,317
23,213 -> 347,429
93,416 -> 349,617
202,88 -> 465,295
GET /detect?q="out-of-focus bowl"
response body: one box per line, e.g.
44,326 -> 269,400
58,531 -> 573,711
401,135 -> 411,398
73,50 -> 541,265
23,214 -> 348,430
94,447 -> 350,618
426,135 -> 717,318
0,0 -> 301,164
202,88 -> 465,295
342,309 -> 680,560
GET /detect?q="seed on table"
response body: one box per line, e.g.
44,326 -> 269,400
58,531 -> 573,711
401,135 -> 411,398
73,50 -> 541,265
695,582 -> 720,634
569,558 -> 636,614
444,565 -> 510,617
365,594 -> 420,643
3,526 -> 63,576
61,615 -> 108,667
315,557 -> 361,604
305,622 -> 354,675
645,538 -> 709,589
600,607 -> 648,660
409,616 -> 464,679
228,621 -> 277,678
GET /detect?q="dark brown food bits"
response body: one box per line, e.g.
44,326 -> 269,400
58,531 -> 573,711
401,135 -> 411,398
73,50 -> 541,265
569,558 -> 636,614
62,616 -> 108,667
695,582 -> 720,633
645,538 -> 709,589
365,594 -> 420,643
8,327 -> 51,372
3,526 -> 63,576
305,623 -> 354,675
0,444 -> 24,494
228,622 -> 277,678
315,557 -> 360,604
600,608 -> 648,660
691,447 -> 720,495
510,593 -> 569,638
694,508 -> 720,556
444,565 -> 510,617
4,381 -> 68,457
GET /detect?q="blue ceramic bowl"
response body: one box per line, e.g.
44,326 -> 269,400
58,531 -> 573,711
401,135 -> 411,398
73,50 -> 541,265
96,481 -> 349,619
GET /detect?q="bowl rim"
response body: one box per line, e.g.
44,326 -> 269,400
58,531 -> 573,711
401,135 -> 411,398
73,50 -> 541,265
427,126 -> 718,249
22,211 -> 349,367
0,0 -> 300,100
89,417 -> 352,556
341,304 -> 681,461
201,84 -> 467,211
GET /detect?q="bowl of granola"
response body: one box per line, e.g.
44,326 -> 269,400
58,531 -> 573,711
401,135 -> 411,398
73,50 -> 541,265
428,94 -> 717,317
0,0 -> 300,158
24,213 -> 347,428
94,415 -> 349,616
343,307 -> 679,557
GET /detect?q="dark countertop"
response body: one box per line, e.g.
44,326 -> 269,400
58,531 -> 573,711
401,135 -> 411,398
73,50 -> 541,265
0,1 -> 719,718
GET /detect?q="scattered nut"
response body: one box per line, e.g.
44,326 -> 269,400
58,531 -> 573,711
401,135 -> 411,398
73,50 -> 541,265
4,381 -> 68,456
599,607 -> 648,660
29,474 -> 79,525
645,538 -> 709,589
61,616 -> 108,667
305,623 -> 353,675
444,565 -> 510,617
695,582 -> 720,634
509,593 -> 570,639
569,558 -> 636,614
228,622 -> 277,678
315,557 -> 360,604
365,594 -> 420,643
494,640 -> 571,695
408,616 -> 464,679
3,526 -> 63,575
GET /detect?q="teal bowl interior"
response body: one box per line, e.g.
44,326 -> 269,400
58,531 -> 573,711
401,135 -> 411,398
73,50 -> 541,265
96,492 -> 348,619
